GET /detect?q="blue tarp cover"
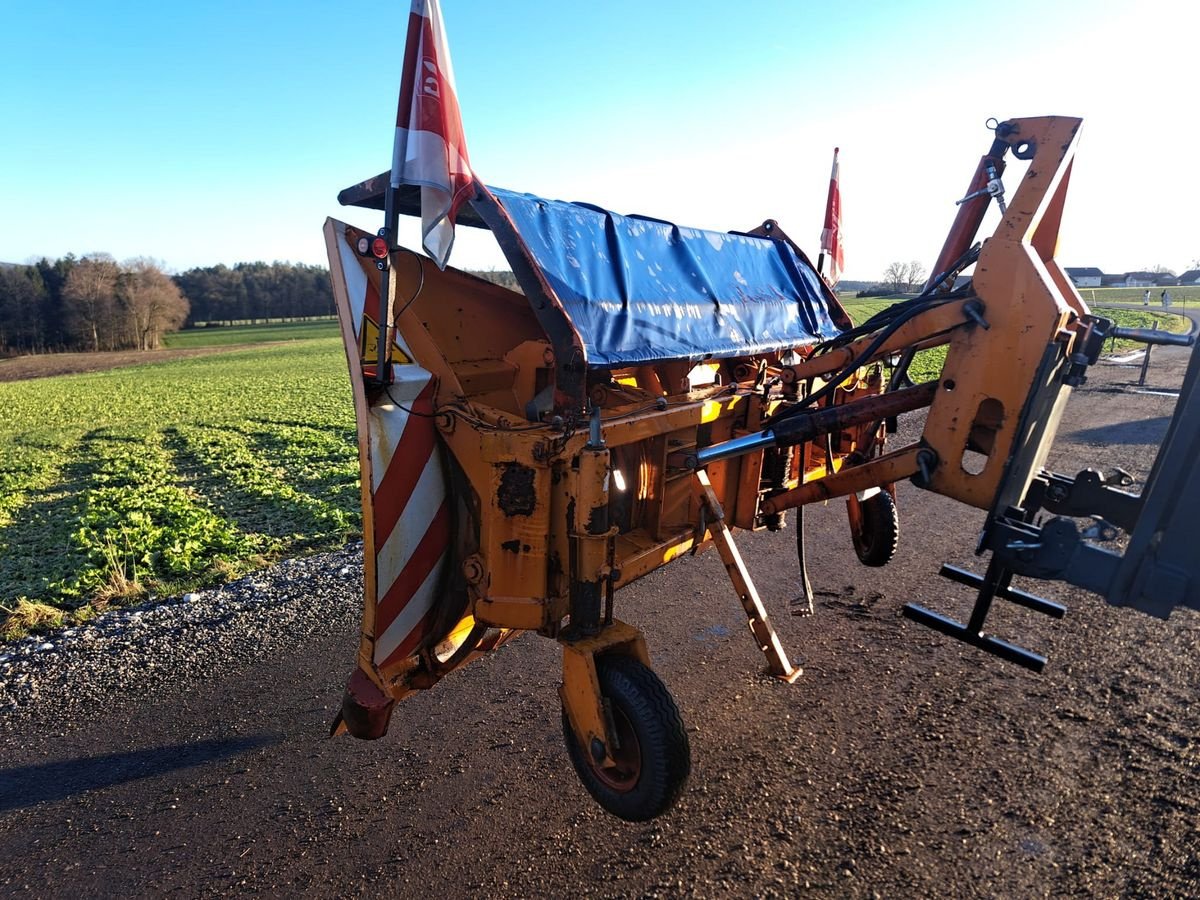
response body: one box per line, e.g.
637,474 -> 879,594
490,187 -> 843,368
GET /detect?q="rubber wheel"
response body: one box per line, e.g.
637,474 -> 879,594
561,655 -> 690,822
849,489 -> 900,567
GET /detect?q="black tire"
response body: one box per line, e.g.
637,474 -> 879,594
851,489 -> 900,567
561,655 -> 690,822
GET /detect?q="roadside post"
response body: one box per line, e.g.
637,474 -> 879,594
1138,323 -> 1158,386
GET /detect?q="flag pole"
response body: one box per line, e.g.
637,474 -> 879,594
376,0 -> 475,383
376,5 -> 425,386
374,188 -> 397,386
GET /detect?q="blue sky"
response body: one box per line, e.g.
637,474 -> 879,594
1,0 -> 1196,281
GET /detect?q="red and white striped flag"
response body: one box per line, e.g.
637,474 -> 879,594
820,147 -> 844,286
391,0 -> 475,269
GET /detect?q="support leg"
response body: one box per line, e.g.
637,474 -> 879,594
693,470 -> 801,682
902,554 -> 1055,672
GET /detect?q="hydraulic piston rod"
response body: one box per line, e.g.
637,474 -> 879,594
688,381 -> 938,469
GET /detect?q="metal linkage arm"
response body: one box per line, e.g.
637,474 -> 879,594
689,381 -> 937,469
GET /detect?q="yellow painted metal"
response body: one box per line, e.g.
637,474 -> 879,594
763,117 -> 1090,519
329,113 -> 1106,822
572,446 -> 612,574
921,116 -> 1085,510
762,446 -> 922,514
560,620 -> 651,767
693,470 -> 800,682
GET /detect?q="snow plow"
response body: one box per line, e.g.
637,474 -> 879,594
323,114 -> 1198,821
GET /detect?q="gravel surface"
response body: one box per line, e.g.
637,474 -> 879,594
0,545 -> 363,723
0,335 -> 1197,897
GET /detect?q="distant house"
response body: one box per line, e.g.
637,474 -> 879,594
1065,266 -> 1104,287
1178,269 -> 1200,285
1154,272 -> 1179,286
1101,273 -> 1126,287
1123,271 -> 1156,287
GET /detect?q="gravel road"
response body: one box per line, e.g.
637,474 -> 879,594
1,335 -> 1196,897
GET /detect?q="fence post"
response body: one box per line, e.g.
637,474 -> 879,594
1138,323 -> 1158,386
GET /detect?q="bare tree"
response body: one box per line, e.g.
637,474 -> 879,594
119,259 -> 189,350
883,262 -> 908,293
63,255 -> 119,351
906,260 -> 927,291
882,261 -> 928,293
1146,264 -> 1176,276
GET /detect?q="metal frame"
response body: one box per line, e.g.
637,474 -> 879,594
325,113 -> 1197,816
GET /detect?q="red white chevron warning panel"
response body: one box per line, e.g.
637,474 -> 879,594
328,219 -> 450,669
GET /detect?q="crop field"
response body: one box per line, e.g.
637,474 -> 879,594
1,297 -> 1192,639
0,336 -> 358,636
161,318 -> 339,349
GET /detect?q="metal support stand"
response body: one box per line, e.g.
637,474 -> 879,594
693,470 -> 801,682
901,556 -> 1066,672
1138,341 -> 1154,386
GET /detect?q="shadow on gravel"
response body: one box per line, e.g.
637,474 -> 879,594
1067,415 -> 1172,446
0,734 -> 280,812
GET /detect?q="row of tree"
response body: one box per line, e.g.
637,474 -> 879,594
0,257 -> 338,356
0,255 -> 188,354
173,262 -> 333,326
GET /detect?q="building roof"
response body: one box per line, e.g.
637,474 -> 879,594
1065,267 -> 1104,277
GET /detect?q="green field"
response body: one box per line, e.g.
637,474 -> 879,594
840,285 -> 1200,309
162,318 -> 340,348
1075,285 -> 1200,307
0,337 -> 357,637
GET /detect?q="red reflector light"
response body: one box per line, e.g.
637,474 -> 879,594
371,237 -> 389,259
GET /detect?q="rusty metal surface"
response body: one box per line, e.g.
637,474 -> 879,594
335,667 -> 397,740
497,463 -> 537,517
771,381 -> 937,448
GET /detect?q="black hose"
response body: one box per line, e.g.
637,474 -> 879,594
766,242 -> 982,426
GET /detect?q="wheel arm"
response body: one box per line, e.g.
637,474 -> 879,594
559,620 -> 651,769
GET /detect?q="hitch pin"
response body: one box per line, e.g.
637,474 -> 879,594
1006,540 -> 1042,551
963,300 -> 990,331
